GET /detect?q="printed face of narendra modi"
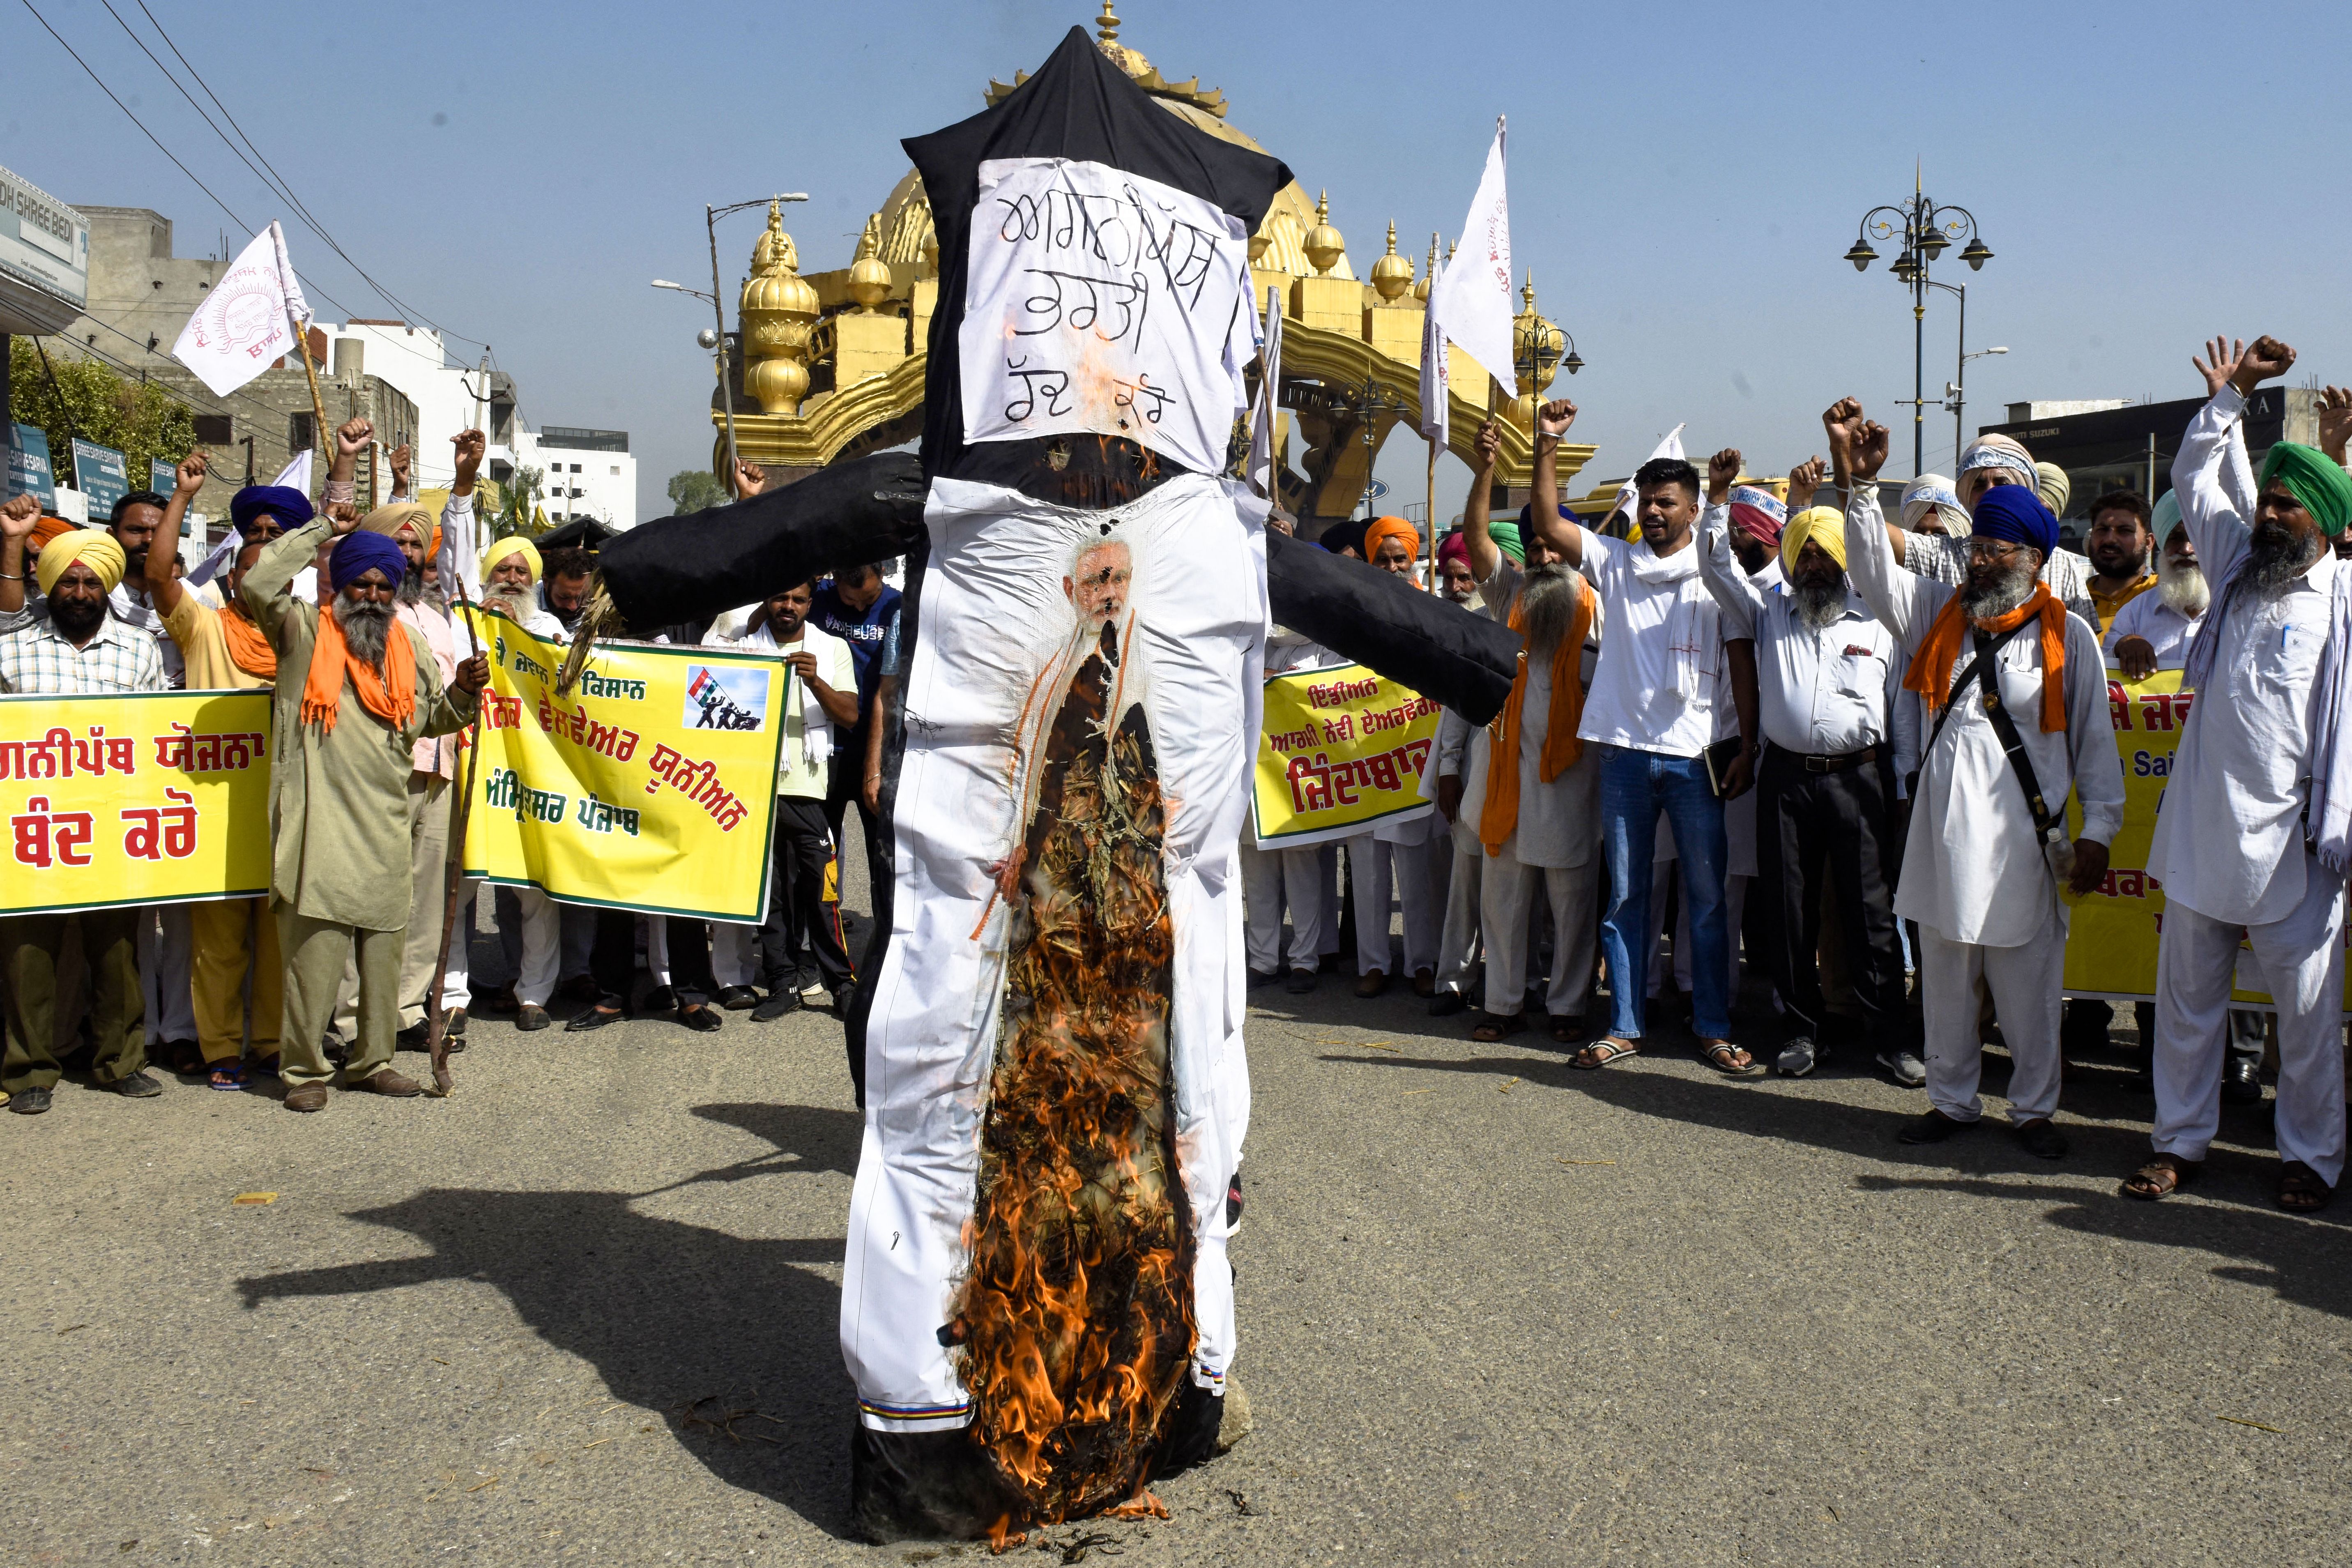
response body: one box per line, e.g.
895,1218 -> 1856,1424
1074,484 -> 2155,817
1065,539 -> 1132,631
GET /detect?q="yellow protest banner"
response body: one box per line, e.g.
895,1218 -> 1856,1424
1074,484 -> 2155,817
1251,661 -> 1440,849
0,689 -> 272,915
459,610 -> 785,922
2064,667 -> 2352,1009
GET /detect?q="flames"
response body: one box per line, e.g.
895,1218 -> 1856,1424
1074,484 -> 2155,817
952,669 -> 1194,1528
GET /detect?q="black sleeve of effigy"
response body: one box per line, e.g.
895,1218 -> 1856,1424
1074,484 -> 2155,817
1263,530 -> 1520,725
593,451 -> 929,633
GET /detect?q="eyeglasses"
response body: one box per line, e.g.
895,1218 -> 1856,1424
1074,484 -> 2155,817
1965,538 -> 2026,562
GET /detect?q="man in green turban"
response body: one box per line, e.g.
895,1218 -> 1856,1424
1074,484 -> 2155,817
2131,334 -> 2352,1216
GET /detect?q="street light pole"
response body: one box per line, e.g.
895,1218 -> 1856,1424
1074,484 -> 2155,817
656,195 -> 808,486
1843,180 -> 1993,479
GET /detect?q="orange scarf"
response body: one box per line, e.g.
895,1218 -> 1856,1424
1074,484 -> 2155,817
300,602 -> 416,736
1903,583 -> 2067,733
218,603 -> 277,680
1479,576 -> 1593,856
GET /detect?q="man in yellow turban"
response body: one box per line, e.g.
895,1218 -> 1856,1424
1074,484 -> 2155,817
1697,452 -> 1917,1088
0,494 -> 168,1116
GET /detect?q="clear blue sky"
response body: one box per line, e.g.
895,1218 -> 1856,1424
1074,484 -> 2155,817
15,0 -> 2350,521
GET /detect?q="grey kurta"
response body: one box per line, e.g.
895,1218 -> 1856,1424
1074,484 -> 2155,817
244,520 -> 476,930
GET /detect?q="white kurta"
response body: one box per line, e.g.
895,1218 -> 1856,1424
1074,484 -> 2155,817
2102,589 -> 2204,668
2146,382 -> 2337,927
1459,557 -> 1601,868
1844,486 -> 2125,947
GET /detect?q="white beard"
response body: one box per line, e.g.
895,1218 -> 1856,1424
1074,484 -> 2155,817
2157,559 -> 2209,617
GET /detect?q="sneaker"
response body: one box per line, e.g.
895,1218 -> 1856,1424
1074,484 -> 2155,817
750,991 -> 803,1022
1282,967 -> 1317,995
1876,1048 -> 1927,1088
110,1069 -> 164,1099
801,982 -> 829,1002
1775,1038 -> 1819,1078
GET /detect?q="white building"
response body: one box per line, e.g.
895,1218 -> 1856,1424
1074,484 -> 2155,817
526,426 -> 637,531
320,319 -> 522,494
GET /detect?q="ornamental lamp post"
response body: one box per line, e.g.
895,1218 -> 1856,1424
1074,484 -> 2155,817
1842,182 -> 1992,477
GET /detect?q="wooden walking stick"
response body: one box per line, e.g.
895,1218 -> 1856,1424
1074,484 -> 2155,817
422,462 -> 491,1096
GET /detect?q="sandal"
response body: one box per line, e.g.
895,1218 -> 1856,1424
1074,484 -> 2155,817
2120,1153 -> 2200,1201
1700,1040 -> 1765,1077
207,1061 -> 249,1091
1570,1038 -> 1639,1071
251,1054 -> 282,1080
2277,1160 -> 2334,1213
1470,1011 -> 1526,1043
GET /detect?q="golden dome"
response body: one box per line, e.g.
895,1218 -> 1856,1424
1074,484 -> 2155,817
1413,232 -> 1438,302
739,201 -> 819,414
988,0 -> 1229,118
1512,270 -> 1564,396
1370,221 -> 1413,301
1303,191 -> 1345,277
740,201 -> 817,320
847,214 -> 893,312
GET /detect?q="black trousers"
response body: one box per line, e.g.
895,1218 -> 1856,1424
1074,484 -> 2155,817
587,911 -> 721,1010
826,749 -> 890,965
764,797 -> 852,994
1756,746 -> 1910,1043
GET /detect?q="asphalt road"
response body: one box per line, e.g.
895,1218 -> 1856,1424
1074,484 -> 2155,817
8,889 -> 2352,1566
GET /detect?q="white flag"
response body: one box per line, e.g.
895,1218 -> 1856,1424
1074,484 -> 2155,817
1607,424 -> 1687,528
1426,119 -> 1514,401
171,221 -> 311,398
1417,248 -> 1448,448
187,449 -> 311,586
1247,285 -> 1284,498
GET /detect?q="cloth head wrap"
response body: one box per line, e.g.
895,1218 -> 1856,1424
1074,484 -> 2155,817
2035,462 -> 2072,518
35,528 -> 127,596
230,484 -> 314,536
1318,518 -> 1367,558
1363,515 -> 1420,564
1779,506 -> 1848,576
30,515 -> 78,550
1970,486 -> 2060,560
1959,434 -> 2038,493
327,530 -> 410,596
360,500 -> 437,559
1486,520 -> 1525,565
1726,485 -> 1786,549
1436,530 -> 1469,569
479,534 -> 543,586
2259,442 -> 2352,537
1899,474 -> 1968,533
2151,489 -> 2183,543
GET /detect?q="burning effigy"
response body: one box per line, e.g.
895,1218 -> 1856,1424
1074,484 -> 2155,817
574,23 -> 1520,1545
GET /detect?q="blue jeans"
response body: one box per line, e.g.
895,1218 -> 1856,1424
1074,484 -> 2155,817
1598,746 -> 1732,1041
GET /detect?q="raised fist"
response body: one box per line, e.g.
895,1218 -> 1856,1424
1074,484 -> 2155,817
1472,419 -> 1503,472
2230,335 -> 2295,394
1534,399 -> 1577,440
1706,447 -> 1742,502
175,450 -> 209,495
335,417 -> 374,457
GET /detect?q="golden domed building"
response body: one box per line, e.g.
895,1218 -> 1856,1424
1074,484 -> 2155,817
710,3 -> 1592,522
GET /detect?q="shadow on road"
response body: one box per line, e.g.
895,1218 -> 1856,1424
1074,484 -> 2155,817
1325,1044 -> 2352,1285
1853,1171 -> 2352,1321
235,1101 -> 864,1537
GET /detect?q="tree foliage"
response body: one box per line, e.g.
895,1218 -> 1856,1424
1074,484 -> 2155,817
666,467 -> 725,513
9,339 -> 197,492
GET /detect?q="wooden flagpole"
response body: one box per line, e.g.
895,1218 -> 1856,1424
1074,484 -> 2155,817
290,320 -> 329,477
1424,434 -> 1437,592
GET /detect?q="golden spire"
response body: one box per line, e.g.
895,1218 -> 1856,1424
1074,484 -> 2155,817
848,213 -> 892,313
739,201 -> 819,414
1414,232 -> 1438,302
1304,190 -> 1345,277
1096,0 -> 1118,44
1370,219 -> 1413,301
